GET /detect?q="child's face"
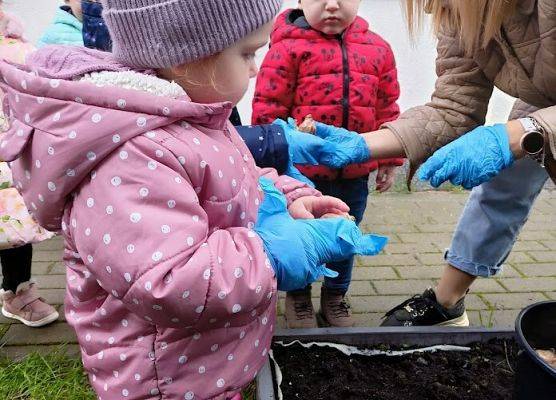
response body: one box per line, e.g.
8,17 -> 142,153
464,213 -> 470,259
168,22 -> 272,106
299,0 -> 361,35
65,0 -> 83,21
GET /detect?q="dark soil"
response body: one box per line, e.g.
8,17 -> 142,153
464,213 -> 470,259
272,339 -> 518,400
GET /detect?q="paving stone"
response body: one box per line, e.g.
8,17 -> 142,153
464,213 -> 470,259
519,222 -> 556,232
506,252 -> 535,264
29,261 -> 54,275
529,251 -> 556,263
33,237 -> 64,251
350,295 -> 407,313
360,223 -> 419,233
493,265 -> 523,278
48,262 -> 66,275
373,279 -> 435,295
398,232 -> 453,245
1,323 -> 77,346
395,265 -> 443,279
416,253 -> 445,265
351,266 -> 398,280
513,263 -> 556,277
0,344 -> 80,360
35,274 -> 67,289
356,254 -> 418,267
468,309 -> 519,328
352,313 -> 384,327
32,250 -> 63,262
539,240 -> 556,250
470,279 -> 508,293
465,294 -> 490,310
346,281 -> 375,296
383,243 -> 438,254
502,277 -> 556,292
519,231 -> 556,241
481,293 -> 548,310
416,224 -> 457,233
510,241 -> 548,252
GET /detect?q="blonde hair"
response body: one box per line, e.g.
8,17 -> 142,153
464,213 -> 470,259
404,0 -> 518,54
160,53 -> 226,92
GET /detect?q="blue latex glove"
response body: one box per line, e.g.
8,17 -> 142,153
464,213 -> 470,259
272,118 -> 370,169
255,178 -> 388,291
418,124 -> 514,190
284,162 -> 316,188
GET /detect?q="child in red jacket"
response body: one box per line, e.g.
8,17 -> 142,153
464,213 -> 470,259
252,0 -> 402,328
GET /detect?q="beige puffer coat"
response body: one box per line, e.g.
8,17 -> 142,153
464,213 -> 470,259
384,0 -> 556,170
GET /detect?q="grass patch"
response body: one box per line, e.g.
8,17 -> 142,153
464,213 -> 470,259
0,346 -> 257,399
0,347 -> 95,400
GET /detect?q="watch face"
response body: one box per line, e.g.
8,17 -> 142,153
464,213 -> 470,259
523,131 -> 544,154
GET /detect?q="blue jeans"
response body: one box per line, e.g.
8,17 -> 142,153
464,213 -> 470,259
312,177 -> 369,292
446,157 -> 548,277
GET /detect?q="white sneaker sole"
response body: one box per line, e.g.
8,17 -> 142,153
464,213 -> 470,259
2,306 -> 59,328
435,311 -> 470,327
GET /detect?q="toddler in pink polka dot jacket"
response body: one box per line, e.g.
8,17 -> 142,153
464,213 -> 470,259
0,0 -> 368,399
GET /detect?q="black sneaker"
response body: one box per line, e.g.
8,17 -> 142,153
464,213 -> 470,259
380,288 -> 469,327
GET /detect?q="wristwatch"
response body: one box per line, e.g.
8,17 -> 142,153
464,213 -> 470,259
518,117 -> 545,164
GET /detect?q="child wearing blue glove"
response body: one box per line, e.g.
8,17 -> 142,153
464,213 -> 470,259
253,0 -> 402,328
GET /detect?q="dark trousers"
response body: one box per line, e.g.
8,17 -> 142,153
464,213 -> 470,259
1,244 -> 32,292
290,177 -> 369,295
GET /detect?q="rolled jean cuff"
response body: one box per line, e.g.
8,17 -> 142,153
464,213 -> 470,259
444,250 -> 502,278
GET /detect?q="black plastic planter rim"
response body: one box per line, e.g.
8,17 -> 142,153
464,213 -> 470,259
256,326 -> 516,400
515,300 -> 556,377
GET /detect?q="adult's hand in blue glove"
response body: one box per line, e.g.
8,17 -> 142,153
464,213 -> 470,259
418,124 -> 514,190
272,118 -> 371,169
255,178 -> 387,291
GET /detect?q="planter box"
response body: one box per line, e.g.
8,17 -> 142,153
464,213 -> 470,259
256,326 -> 515,400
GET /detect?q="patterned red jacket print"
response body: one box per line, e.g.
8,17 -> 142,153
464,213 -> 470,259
252,9 -> 404,180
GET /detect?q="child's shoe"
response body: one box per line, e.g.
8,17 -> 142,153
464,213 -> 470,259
380,288 -> 469,327
285,288 -> 317,329
1,281 -> 59,327
318,287 -> 354,327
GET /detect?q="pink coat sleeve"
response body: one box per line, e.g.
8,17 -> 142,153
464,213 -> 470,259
68,138 -> 276,329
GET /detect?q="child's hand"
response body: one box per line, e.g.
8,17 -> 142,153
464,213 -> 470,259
288,195 -> 349,220
376,165 -> 398,193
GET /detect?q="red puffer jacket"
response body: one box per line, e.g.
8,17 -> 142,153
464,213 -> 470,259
252,9 -> 404,180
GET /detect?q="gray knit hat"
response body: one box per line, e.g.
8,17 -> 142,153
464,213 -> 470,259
101,0 -> 283,68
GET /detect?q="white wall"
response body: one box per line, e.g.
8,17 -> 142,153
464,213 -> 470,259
8,0 -> 514,124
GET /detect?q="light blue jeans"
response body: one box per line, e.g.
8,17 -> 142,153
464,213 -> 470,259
446,157 -> 548,277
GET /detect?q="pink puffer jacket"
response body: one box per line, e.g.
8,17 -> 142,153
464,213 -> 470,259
0,46 -> 320,400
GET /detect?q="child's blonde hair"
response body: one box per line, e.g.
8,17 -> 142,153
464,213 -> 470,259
404,0 -> 518,55
167,53 -> 231,94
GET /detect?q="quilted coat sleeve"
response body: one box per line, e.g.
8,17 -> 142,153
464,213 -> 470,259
375,42 -> 404,167
252,41 -> 298,125
531,106 -> 556,158
68,139 -> 276,329
381,28 -> 494,167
